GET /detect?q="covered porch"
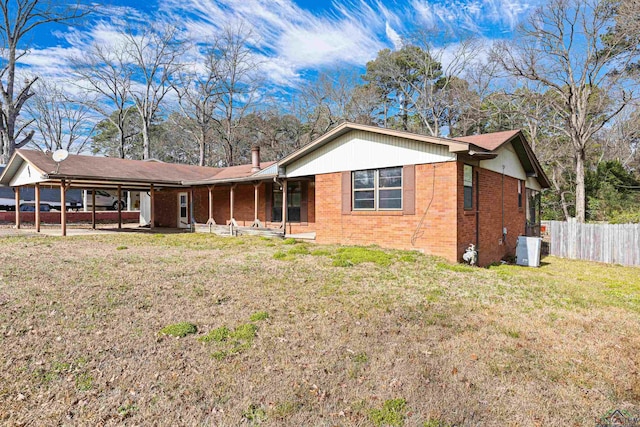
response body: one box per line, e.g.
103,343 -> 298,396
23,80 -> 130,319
0,150 -> 222,236
181,175 -> 317,239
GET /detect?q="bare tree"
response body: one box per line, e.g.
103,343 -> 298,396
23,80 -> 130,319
210,25 -> 261,166
492,0 -> 639,222
0,0 -> 90,162
124,24 -> 183,160
406,34 -> 480,137
296,69 -> 358,142
71,42 -> 134,158
25,80 -> 95,153
172,42 -> 223,166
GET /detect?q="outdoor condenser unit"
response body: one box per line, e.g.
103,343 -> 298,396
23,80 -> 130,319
516,236 -> 543,267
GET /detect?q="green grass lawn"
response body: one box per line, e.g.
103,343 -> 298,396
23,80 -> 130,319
0,233 -> 638,426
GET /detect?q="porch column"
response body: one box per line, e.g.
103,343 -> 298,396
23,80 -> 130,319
229,184 -> 237,226
91,189 -> 96,230
206,185 -> 215,225
35,184 -> 41,233
60,180 -> 67,237
189,188 -> 194,231
281,179 -> 287,236
14,186 -> 20,229
117,185 -> 122,229
149,184 -> 155,230
252,182 -> 262,227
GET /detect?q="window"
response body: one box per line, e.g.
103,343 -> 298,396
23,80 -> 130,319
353,167 -> 402,210
518,180 -> 523,208
272,181 -> 301,222
463,165 -> 473,210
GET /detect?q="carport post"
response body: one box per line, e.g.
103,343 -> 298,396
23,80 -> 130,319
229,184 -> 236,223
254,183 -> 259,222
91,189 -> 96,230
117,185 -> 122,229
206,185 -> 215,225
14,186 -> 20,229
282,179 -> 287,236
60,180 -> 67,237
35,184 -> 41,233
150,184 -> 155,230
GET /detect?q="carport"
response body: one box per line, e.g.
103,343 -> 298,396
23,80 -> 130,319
0,150 -> 219,236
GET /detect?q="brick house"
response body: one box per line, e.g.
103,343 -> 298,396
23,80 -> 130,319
1,123 -> 549,266
158,123 -> 549,266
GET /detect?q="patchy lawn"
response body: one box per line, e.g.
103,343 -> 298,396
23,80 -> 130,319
0,233 -> 638,426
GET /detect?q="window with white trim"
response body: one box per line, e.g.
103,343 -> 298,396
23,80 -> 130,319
518,180 -> 523,208
463,165 -> 473,210
353,167 -> 402,210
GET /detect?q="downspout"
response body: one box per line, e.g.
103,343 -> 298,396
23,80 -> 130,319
501,165 -> 506,246
475,170 -> 480,256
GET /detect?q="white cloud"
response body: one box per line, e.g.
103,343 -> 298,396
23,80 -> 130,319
385,22 -> 403,50
161,0 -> 393,85
410,0 -> 538,33
16,0 -> 541,95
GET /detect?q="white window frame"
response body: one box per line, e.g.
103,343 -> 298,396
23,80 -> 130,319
463,164 -> 473,210
352,167 -> 403,211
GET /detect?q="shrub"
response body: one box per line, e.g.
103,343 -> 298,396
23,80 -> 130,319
160,322 -> 197,337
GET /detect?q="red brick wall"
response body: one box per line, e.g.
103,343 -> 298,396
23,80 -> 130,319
455,163 -> 526,266
188,182 -> 316,232
153,190 -> 178,228
180,184 -> 275,227
1,211 -> 139,224
313,162 -> 459,261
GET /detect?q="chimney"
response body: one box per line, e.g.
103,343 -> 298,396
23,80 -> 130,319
251,146 -> 261,172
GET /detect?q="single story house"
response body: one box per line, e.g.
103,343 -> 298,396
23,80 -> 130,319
0,122 -> 549,266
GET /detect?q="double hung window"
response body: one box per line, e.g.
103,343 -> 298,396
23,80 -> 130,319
353,167 -> 402,210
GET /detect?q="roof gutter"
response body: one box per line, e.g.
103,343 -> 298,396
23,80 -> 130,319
43,173 -> 186,187
182,173 -> 278,186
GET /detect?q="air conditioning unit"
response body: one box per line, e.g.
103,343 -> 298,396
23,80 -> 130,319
516,236 -> 542,267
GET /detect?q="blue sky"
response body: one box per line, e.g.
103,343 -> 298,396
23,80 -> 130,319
22,0 -> 541,89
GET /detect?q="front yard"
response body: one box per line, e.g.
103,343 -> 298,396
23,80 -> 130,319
0,233 -> 638,426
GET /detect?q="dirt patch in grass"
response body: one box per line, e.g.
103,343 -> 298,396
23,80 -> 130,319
0,233 -> 639,426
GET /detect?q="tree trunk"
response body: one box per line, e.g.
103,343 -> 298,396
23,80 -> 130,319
142,121 -> 150,160
199,128 -> 206,166
574,147 -> 587,222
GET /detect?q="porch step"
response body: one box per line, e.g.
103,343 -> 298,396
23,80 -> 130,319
195,224 -> 231,236
194,224 -> 284,239
236,227 -> 284,238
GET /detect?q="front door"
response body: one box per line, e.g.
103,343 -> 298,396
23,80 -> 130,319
177,192 -> 189,228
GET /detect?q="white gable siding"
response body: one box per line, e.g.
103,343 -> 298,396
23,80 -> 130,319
526,177 -> 542,191
479,142 -> 526,180
10,163 -> 47,186
285,130 -> 455,178
480,142 -> 544,190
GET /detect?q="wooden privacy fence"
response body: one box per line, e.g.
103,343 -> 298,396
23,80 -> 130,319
544,220 -> 640,266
